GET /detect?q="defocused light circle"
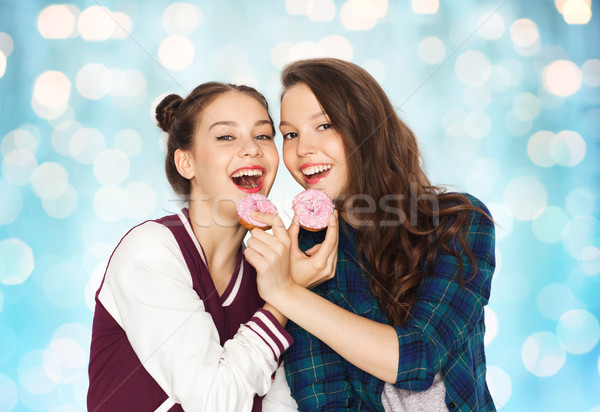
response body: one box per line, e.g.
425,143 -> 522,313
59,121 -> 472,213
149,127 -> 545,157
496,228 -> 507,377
550,130 -> 586,166
42,184 -> 78,219
38,5 -> 76,39
47,338 -> 87,384
288,41 -> 321,62
126,182 -> 157,219
557,309 -> 599,354
70,128 -> 106,164
477,12 -> 504,40
2,128 -> 38,156
340,0 -> 378,30
33,71 -> 71,109
308,0 -> 336,21
319,35 -> 353,61
19,350 -> 59,394
582,108 -> 600,138
114,129 -> 143,157
31,162 -> 69,200
555,0 -> 591,13
93,149 -> 130,185
503,176 -> 547,221
455,50 -> 491,86
411,0 -> 439,14
110,11 -> 133,39
463,85 -> 491,110
271,42 -> 293,69
532,206 -> 570,243
527,131 -> 555,167
512,92 -> 540,121
94,185 -> 129,222
582,59 -> 600,87
510,19 -> 539,47
78,6 -> 115,41
0,32 -> 13,57
565,187 -> 595,216
0,238 -> 34,285
537,283 -> 576,320
487,365 -> 511,408
286,0 -> 312,14
0,181 -> 22,225
51,120 -> 82,157
0,373 -> 17,411
522,331 -> 566,377
562,0 -> 592,24
484,306 -> 498,345
162,3 -> 202,35
543,60 -> 582,96
464,111 -> 491,139
487,202 -> 513,240
2,149 -> 37,186
158,35 -> 194,71
0,51 -> 5,79
562,215 -> 599,261
443,108 -> 466,137
76,63 -> 112,100
418,36 -> 446,64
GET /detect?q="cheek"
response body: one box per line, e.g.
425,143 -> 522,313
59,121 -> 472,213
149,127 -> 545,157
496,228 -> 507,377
282,144 -> 296,169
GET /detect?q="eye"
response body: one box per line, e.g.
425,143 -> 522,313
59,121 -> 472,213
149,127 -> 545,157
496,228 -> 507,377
317,123 -> 331,131
282,132 -> 298,140
216,135 -> 234,141
255,134 -> 273,141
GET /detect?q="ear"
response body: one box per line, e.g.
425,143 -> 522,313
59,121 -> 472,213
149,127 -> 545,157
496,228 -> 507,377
174,149 -> 195,180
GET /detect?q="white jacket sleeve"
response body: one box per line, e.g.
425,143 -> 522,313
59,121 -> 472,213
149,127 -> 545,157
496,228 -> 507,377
262,363 -> 298,411
97,221 -> 293,411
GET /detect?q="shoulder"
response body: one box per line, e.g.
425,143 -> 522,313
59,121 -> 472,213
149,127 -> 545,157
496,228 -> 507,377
116,220 -> 178,257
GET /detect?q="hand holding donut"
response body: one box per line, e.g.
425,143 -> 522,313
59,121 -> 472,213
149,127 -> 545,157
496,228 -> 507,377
287,210 -> 339,289
243,211 -> 293,303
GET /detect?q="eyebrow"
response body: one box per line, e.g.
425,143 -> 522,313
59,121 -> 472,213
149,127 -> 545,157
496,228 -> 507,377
209,119 -> 272,131
279,111 -> 326,128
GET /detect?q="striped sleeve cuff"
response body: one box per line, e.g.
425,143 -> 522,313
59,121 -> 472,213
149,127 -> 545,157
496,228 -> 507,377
245,309 -> 294,362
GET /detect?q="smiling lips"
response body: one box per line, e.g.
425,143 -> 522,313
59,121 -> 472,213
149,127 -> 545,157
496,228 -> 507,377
301,163 -> 332,185
230,166 -> 265,193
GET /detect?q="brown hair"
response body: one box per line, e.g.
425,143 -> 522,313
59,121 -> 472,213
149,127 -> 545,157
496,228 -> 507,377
281,58 -> 492,325
155,82 -> 274,196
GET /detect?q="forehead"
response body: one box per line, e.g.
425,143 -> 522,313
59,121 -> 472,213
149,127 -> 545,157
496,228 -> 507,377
198,91 -> 269,127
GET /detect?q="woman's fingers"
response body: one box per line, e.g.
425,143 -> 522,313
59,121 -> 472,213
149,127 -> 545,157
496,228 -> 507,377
313,211 -> 339,261
287,215 -> 300,251
304,244 -> 321,256
250,211 -> 288,241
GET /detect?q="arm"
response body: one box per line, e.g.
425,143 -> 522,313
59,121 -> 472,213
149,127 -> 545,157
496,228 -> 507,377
261,362 -> 298,411
100,222 -> 291,411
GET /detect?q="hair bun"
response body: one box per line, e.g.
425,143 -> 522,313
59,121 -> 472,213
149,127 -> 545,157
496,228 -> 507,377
155,94 -> 184,132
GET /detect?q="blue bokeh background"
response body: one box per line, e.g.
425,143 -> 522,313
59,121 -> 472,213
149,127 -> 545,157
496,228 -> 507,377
0,0 -> 599,410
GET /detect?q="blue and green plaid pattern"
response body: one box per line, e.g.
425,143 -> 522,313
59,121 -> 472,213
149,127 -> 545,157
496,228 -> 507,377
283,193 -> 496,411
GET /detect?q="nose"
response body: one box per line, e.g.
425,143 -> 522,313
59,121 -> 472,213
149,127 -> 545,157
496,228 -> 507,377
238,139 -> 262,158
296,133 -> 317,157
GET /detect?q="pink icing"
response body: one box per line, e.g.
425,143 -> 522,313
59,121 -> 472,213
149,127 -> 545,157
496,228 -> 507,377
236,194 -> 278,228
292,189 -> 334,230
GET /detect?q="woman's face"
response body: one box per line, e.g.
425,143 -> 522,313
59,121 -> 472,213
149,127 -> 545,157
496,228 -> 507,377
280,83 -> 349,200
185,91 -> 279,205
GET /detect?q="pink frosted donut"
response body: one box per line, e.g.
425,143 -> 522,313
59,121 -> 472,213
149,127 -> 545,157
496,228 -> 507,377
292,189 -> 334,231
237,194 -> 278,230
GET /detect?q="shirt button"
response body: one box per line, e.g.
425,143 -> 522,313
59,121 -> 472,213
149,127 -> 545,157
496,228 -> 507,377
448,402 -> 456,409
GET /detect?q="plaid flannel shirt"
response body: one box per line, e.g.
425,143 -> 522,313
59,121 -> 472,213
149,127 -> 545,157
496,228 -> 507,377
283,193 -> 496,411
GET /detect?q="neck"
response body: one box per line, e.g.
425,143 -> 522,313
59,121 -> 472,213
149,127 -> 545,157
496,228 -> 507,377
187,198 -> 247,271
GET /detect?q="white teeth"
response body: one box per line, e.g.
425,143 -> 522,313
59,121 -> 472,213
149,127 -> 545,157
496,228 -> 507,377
231,169 -> 264,178
301,164 -> 332,176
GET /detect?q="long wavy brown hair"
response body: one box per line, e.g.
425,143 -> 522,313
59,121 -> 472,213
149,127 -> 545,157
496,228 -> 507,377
281,58 -> 492,326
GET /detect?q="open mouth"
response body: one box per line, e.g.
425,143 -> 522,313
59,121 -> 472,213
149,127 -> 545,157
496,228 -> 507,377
301,164 -> 332,184
230,167 -> 265,193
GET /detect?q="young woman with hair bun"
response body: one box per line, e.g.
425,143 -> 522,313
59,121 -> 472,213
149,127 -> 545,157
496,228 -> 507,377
87,82 -> 298,411
248,59 -> 496,411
